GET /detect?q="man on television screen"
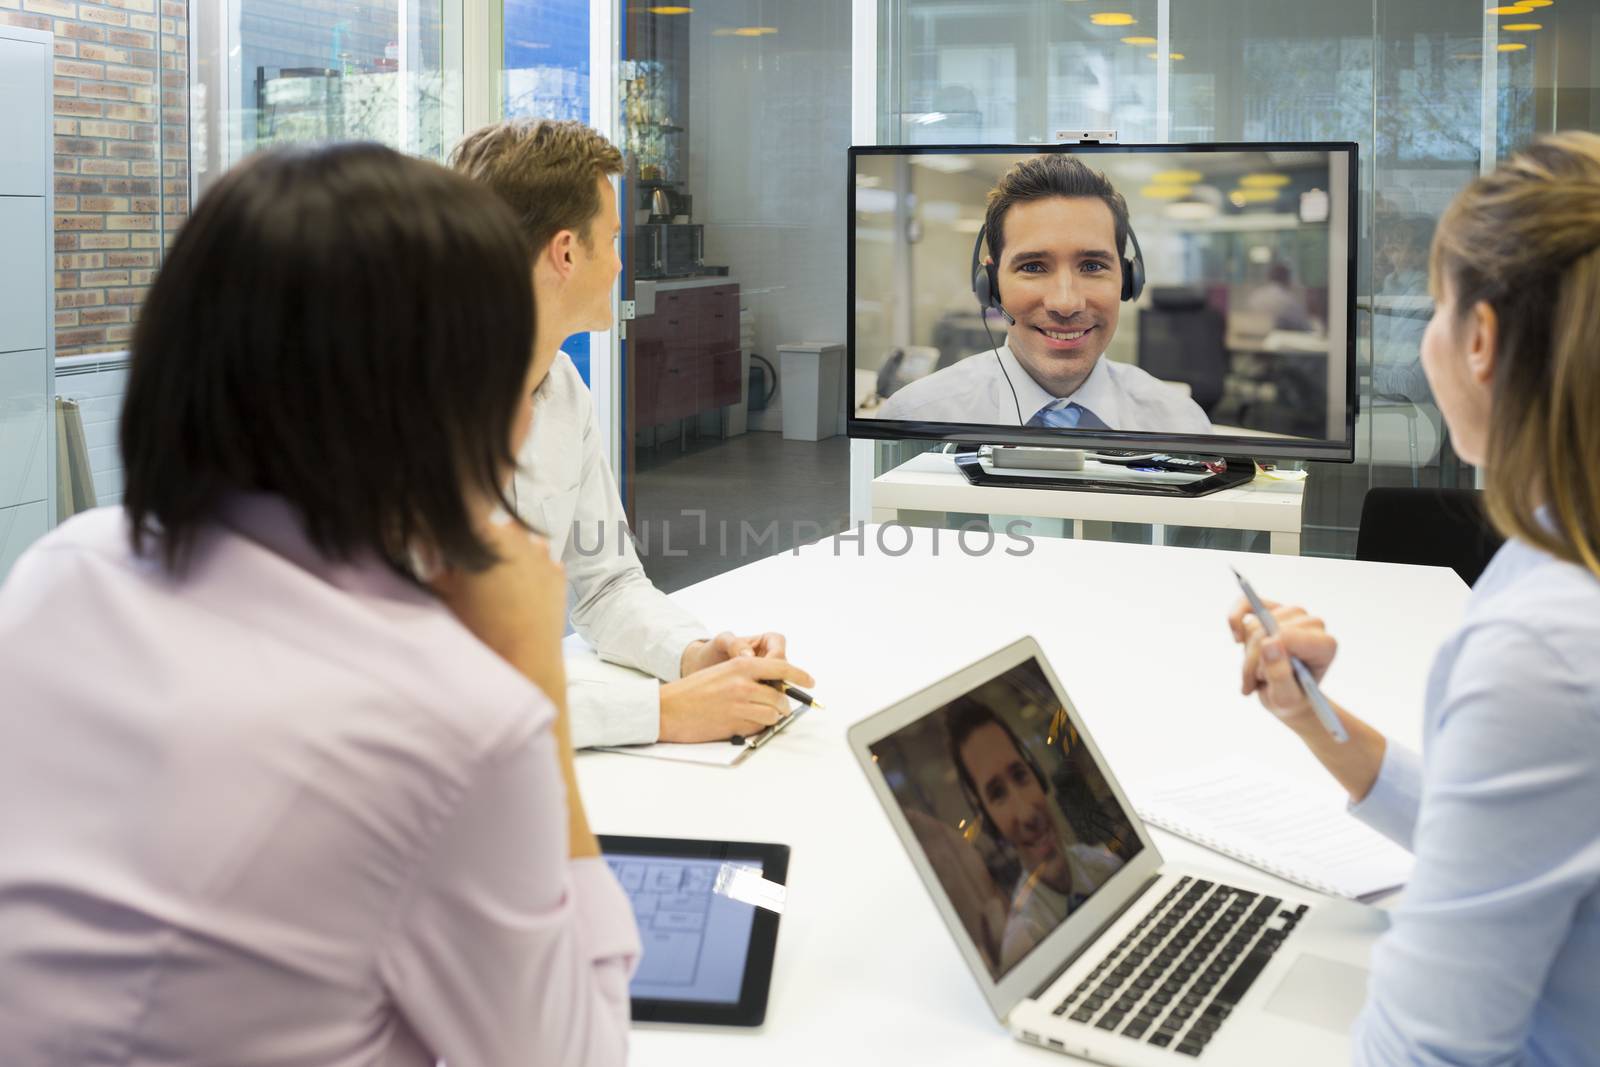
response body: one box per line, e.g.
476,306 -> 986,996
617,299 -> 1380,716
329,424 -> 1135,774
949,700 -> 1125,971
877,155 -> 1211,434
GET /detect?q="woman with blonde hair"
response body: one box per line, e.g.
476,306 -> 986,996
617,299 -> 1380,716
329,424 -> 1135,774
1229,132 -> 1600,1065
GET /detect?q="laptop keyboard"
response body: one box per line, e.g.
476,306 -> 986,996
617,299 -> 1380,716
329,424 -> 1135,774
1050,875 -> 1308,1057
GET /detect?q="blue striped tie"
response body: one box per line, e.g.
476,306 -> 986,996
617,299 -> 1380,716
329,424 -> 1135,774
1027,402 -> 1109,430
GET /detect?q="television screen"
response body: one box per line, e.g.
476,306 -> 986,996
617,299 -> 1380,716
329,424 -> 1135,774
848,143 -> 1358,462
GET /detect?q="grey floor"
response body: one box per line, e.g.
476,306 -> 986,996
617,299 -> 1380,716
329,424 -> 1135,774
630,430 -> 852,593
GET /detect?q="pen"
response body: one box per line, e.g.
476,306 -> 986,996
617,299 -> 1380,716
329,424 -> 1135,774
762,679 -> 825,710
1231,568 -> 1349,743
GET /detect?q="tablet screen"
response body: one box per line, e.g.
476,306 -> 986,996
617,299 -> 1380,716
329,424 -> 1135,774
605,852 -> 762,1004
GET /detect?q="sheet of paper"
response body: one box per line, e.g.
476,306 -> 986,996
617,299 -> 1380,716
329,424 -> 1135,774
1131,755 -> 1414,899
597,706 -> 807,767
597,738 -> 750,767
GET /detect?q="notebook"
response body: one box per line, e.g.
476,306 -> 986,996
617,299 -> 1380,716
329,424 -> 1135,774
1132,756 -> 1413,901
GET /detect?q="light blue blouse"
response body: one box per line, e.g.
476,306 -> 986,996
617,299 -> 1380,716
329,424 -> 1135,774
1350,536 -> 1600,1066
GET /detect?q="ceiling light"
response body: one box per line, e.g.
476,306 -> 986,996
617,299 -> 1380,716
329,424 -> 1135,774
1502,21 -> 1543,29
648,5 -> 693,13
731,25 -> 777,36
1486,3 -> 1533,12
1520,0 -> 1552,6
1166,199 -> 1218,221
1496,41 -> 1528,50
1239,172 -> 1291,188
1146,51 -> 1184,60
1090,12 -> 1137,26
1141,184 -> 1192,200
1121,35 -> 1156,44
1230,187 -> 1280,204
1152,169 -> 1204,184
911,154 -> 973,173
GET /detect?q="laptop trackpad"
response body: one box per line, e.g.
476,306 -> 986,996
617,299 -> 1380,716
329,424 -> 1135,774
1262,955 -> 1369,1034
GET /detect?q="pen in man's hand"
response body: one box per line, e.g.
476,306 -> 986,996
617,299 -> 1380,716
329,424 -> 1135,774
1231,568 -> 1348,743
762,679 -> 824,710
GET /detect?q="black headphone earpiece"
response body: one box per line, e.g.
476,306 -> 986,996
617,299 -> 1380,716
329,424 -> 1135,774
1121,225 -> 1146,303
970,228 -> 1012,325
971,220 -> 1146,310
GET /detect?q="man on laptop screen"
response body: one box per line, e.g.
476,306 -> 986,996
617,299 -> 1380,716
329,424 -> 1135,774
870,663 -> 1140,979
876,155 -> 1212,434
949,698 -> 1128,971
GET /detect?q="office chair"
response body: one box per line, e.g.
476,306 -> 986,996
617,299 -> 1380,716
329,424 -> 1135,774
1137,287 -> 1228,413
1356,487 -> 1504,587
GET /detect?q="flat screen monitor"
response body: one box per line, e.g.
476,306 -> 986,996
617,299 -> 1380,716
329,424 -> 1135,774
848,142 -> 1358,463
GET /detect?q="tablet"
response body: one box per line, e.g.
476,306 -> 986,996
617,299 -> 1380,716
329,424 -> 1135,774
599,835 -> 789,1027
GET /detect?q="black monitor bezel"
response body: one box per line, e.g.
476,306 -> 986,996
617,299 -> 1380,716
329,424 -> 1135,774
846,140 -> 1361,463
598,834 -> 789,1028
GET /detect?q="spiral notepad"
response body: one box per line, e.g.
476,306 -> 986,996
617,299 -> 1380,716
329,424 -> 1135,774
1133,756 -> 1414,901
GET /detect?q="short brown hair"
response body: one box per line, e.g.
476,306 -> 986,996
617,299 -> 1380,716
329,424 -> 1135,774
983,154 -> 1132,267
449,119 -> 624,252
1430,130 -> 1600,579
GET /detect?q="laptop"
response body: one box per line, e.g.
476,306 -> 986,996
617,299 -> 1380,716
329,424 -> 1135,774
847,636 -> 1388,1064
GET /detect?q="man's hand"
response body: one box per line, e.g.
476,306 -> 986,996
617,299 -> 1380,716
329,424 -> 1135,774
659,654 -> 817,744
679,631 -> 788,677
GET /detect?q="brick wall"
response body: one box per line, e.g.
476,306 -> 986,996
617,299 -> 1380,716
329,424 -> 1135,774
0,0 -> 188,358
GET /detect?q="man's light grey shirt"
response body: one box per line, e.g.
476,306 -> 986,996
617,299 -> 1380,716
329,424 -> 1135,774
875,344 -> 1212,434
511,353 -> 709,749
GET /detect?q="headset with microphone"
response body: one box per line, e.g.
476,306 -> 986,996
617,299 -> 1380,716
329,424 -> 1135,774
970,216 -> 1147,424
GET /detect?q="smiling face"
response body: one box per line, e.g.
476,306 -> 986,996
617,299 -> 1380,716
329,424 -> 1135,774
995,195 -> 1124,398
958,722 -> 1073,894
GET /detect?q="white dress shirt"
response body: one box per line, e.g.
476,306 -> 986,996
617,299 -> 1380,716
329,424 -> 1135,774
875,344 -> 1212,434
511,352 -> 710,749
0,498 -> 640,1067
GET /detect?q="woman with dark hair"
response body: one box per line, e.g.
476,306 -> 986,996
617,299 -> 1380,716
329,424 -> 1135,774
0,144 -> 637,1065
1229,132 -> 1600,1065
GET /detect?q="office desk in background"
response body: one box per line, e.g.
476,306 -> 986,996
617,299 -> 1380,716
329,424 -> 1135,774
871,451 -> 1308,554
576,527 -> 1469,1066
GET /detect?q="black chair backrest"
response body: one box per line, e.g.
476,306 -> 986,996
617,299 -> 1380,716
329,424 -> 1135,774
1138,288 -> 1228,413
1357,487 -> 1505,586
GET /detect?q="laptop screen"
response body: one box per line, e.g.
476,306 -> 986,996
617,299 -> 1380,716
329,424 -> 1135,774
867,655 -> 1144,981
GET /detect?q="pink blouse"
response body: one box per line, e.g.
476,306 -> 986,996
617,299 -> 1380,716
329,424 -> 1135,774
0,497 -> 639,1065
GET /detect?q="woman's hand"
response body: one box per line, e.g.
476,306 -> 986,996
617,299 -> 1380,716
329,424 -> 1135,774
1226,597 -> 1386,804
1227,598 -> 1339,736
431,521 -> 599,857
430,523 -> 568,701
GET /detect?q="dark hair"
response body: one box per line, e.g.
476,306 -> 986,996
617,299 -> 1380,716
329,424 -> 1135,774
983,154 -> 1132,268
947,697 -> 1045,808
449,119 -> 625,252
120,142 -> 535,576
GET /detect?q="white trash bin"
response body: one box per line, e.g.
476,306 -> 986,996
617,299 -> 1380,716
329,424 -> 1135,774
778,342 -> 845,441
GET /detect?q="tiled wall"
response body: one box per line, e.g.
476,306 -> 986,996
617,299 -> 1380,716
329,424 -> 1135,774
0,0 -> 188,359
55,351 -> 127,505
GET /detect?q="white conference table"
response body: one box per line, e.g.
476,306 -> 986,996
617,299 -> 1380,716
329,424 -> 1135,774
574,525 -> 1470,1065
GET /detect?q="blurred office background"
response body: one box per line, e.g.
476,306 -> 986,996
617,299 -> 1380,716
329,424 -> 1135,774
3,0 -> 1597,580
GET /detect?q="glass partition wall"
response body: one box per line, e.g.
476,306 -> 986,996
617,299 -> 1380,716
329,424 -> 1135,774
876,0 -> 1599,558
609,0 -> 854,591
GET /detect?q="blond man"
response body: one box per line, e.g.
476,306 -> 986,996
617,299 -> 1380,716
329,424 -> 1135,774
451,120 -> 813,748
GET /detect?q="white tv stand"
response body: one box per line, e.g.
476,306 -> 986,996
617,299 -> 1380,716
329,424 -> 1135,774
870,451 -> 1308,555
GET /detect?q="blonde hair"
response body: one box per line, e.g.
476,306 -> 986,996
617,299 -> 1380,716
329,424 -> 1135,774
449,119 -> 623,253
1430,131 -> 1600,579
